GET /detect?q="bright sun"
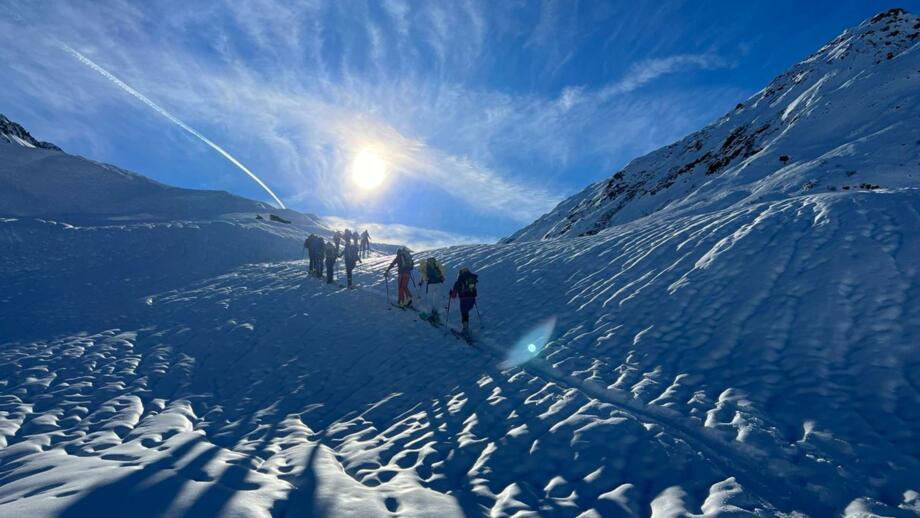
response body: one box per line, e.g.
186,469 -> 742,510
351,150 -> 387,190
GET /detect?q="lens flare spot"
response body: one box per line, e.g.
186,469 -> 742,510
500,317 -> 556,369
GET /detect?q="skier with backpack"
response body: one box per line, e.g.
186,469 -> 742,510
304,234 -> 316,273
450,267 -> 478,338
418,256 -> 446,324
324,240 -> 339,284
311,236 -> 325,278
385,247 -> 414,307
342,240 -> 362,288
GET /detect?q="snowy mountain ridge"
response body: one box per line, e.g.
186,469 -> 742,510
0,129 -> 278,220
0,116 -> 342,338
0,113 -> 60,151
506,8 -> 920,242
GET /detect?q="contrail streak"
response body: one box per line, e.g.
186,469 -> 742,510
61,44 -> 286,209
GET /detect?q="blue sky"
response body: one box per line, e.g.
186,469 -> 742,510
0,1 -> 912,246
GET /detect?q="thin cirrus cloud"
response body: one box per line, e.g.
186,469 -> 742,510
171,74 -> 565,223
0,0 -> 746,241
600,54 -> 729,98
59,44 -> 288,210
42,10 -> 562,224
557,53 -> 730,111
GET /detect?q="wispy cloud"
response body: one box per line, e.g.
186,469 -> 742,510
166,75 -> 563,222
61,44 -> 287,209
322,216 -> 494,251
0,0 -> 747,237
599,54 -> 728,98
555,53 -> 730,111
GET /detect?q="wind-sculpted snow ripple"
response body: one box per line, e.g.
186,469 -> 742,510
0,258 -> 806,516
1,191 -> 918,516
418,189 -> 920,516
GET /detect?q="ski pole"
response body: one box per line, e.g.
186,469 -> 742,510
407,271 -> 417,301
474,302 -> 484,329
385,273 -> 391,304
446,296 -> 452,323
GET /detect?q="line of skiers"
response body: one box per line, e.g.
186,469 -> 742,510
331,229 -> 371,257
302,236 -> 480,338
385,247 -> 479,338
304,230 -> 367,288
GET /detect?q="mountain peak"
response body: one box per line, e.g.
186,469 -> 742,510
804,7 -> 919,66
868,7 -> 909,24
506,9 -> 920,242
0,114 -> 61,151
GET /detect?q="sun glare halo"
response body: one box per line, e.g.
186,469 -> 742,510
351,150 -> 387,190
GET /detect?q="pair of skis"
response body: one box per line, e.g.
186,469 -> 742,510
385,274 -> 477,346
389,302 -> 477,346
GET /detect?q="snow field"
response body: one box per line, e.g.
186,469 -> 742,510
377,189 -> 920,515
0,265 -> 769,516
2,189 -> 917,515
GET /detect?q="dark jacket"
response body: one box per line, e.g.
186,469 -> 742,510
452,270 -> 478,299
343,243 -> 361,267
324,242 -> 337,262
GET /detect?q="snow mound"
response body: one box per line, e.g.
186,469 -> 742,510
0,215 -> 322,339
507,8 -> 920,242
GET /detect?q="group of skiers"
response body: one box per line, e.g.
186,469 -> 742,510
384,247 -> 479,338
304,228 -> 370,288
302,233 -> 480,339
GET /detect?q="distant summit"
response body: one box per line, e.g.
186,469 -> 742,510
0,113 -> 61,151
506,8 -> 920,242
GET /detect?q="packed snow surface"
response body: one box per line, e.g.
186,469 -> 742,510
2,8 -> 920,518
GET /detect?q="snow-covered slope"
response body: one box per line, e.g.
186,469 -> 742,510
1,188 -> 917,516
506,8 -> 920,242
1,126 -> 278,220
0,117 -> 339,340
